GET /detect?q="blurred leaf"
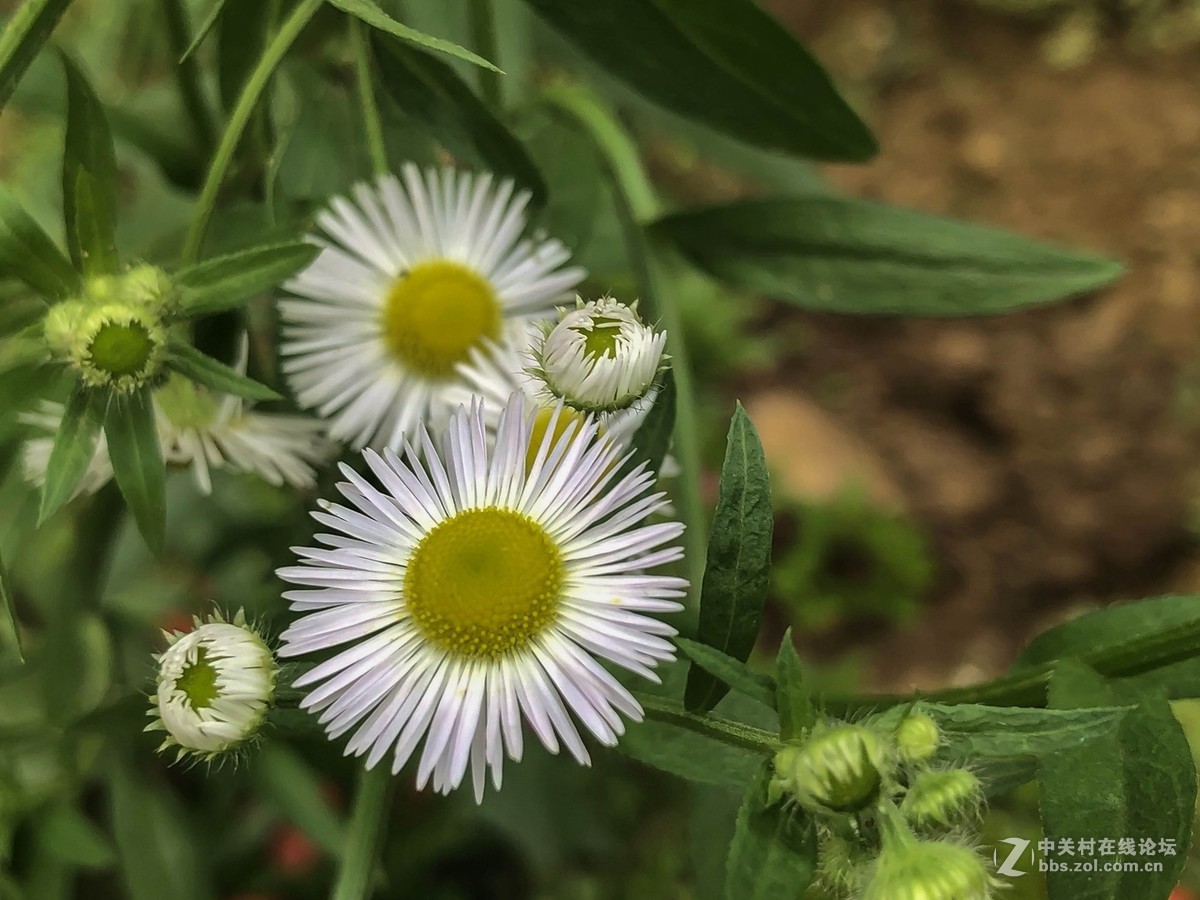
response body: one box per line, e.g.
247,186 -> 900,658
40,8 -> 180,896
215,0 -> 269,113
620,717 -> 765,791
175,242 -> 317,316
39,385 -> 106,524
1040,662 -> 1193,900
38,802 -> 116,868
774,630 -> 812,741
0,553 -> 22,665
104,389 -> 164,555
0,185 -> 78,300
107,758 -> 213,900
676,637 -> 775,709
652,196 -> 1124,316
725,763 -> 816,900
180,0 -> 228,62
329,0 -> 501,72
372,33 -> 545,207
620,369 -> 675,479
523,0 -> 875,161
868,701 -> 1128,761
166,337 -> 280,401
0,0 -> 72,110
253,743 -> 346,855
60,54 -> 118,276
41,613 -> 112,726
685,403 -> 772,712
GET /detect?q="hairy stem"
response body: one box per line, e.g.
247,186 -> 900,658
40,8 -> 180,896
351,17 -> 388,176
331,763 -> 395,900
638,694 -> 780,755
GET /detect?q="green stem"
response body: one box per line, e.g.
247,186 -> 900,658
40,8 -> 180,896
638,694 -> 780,755
331,764 -> 395,900
541,81 -> 707,596
159,0 -> 215,151
0,0 -> 74,110
468,0 -> 501,109
350,17 -> 388,177
180,0 -> 322,264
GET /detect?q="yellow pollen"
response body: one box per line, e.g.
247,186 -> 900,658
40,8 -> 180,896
404,508 -> 563,658
381,260 -> 500,379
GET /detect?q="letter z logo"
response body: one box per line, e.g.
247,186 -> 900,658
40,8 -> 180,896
994,838 -> 1030,877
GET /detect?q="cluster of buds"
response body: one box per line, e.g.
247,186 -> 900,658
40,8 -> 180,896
769,711 -> 995,899
43,265 -> 175,394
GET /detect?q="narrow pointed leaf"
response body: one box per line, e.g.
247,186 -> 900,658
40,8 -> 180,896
523,0 -> 874,161
725,763 -> 817,900
774,630 -> 813,741
180,0 -> 228,62
328,0 -> 501,72
685,403 -> 772,712
0,553 -> 23,665
372,33 -> 545,207
623,369 -> 675,477
61,53 -> 118,275
166,337 -> 280,401
652,196 -> 1123,316
0,0 -> 73,110
676,637 -> 776,709
39,385 -> 106,522
175,242 -> 318,316
104,389 -> 165,554
0,184 -> 79,299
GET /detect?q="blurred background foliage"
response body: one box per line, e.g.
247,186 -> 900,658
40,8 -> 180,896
2,0 -> 1200,897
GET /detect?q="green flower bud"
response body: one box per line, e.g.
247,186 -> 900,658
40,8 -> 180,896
69,303 -> 166,393
896,712 -> 941,764
813,827 -> 863,897
901,768 -> 983,831
864,838 -> 994,900
770,723 -> 891,814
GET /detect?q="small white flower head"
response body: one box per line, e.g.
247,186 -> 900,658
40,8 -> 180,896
43,266 -> 175,394
279,164 -> 585,450
532,297 -> 667,415
22,350 -> 335,496
146,609 -> 277,763
277,393 -> 687,801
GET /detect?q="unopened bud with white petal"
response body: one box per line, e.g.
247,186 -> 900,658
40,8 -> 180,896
146,610 -> 277,763
532,297 -> 667,413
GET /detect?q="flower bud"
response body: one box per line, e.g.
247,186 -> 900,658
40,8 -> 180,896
863,838 -> 994,900
896,712 -> 941,764
532,297 -> 667,413
770,723 -> 891,814
901,768 -> 983,831
146,609 -> 276,763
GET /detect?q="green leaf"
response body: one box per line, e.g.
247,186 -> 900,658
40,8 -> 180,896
1039,661 -> 1193,900
175,242 -> 318,316
39,385 -> 106,523
774,630 -> 812,741
685,402 -> 772,712
620,716 -> 766,791
651,196 -> 1124,316
0,553 -> 23,666
619,369 -> 675,479
869,701 -> 1128,761
329,0 -> 502,73
676,637 -> 776,709
38,802 -> 116,868
724,763 -> 816,900
0,184 -> 79,299
372,33 -> 545,207
180,0 -> 228,62
166,338 -> 280,401
254,743 -> 346,855
0,0 -> 72,111
107,757 -> 213,900
60,53 -> 118,276
104,389 -> 165,554
524,0 -> 873,161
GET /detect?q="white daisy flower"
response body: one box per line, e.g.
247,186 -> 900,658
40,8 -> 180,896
277,394 -> 687,801
146,609 -> 277,763
22,368 -> 334,497
279,164 -> 586,450
533,297 -> 667,414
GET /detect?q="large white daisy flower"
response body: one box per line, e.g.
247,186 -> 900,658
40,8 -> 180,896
277,394 -> 687,801
279,165 -> 586,450
22,371 -> 334,496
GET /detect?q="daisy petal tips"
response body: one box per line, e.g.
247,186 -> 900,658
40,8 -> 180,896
280,164 -> 586,450
277,393 -> 687,801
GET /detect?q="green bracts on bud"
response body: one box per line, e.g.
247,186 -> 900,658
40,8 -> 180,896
770,723 -> 891,814
896,712 -> 941,764
863,837 -> 994,900
902,768 -> 983,831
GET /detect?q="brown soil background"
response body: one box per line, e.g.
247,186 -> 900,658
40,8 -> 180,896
748,0 -> 1200,690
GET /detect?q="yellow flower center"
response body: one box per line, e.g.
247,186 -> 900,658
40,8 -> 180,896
381,260 -> 501,379
404,508 -> 563,658
525,405 -> 590,473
